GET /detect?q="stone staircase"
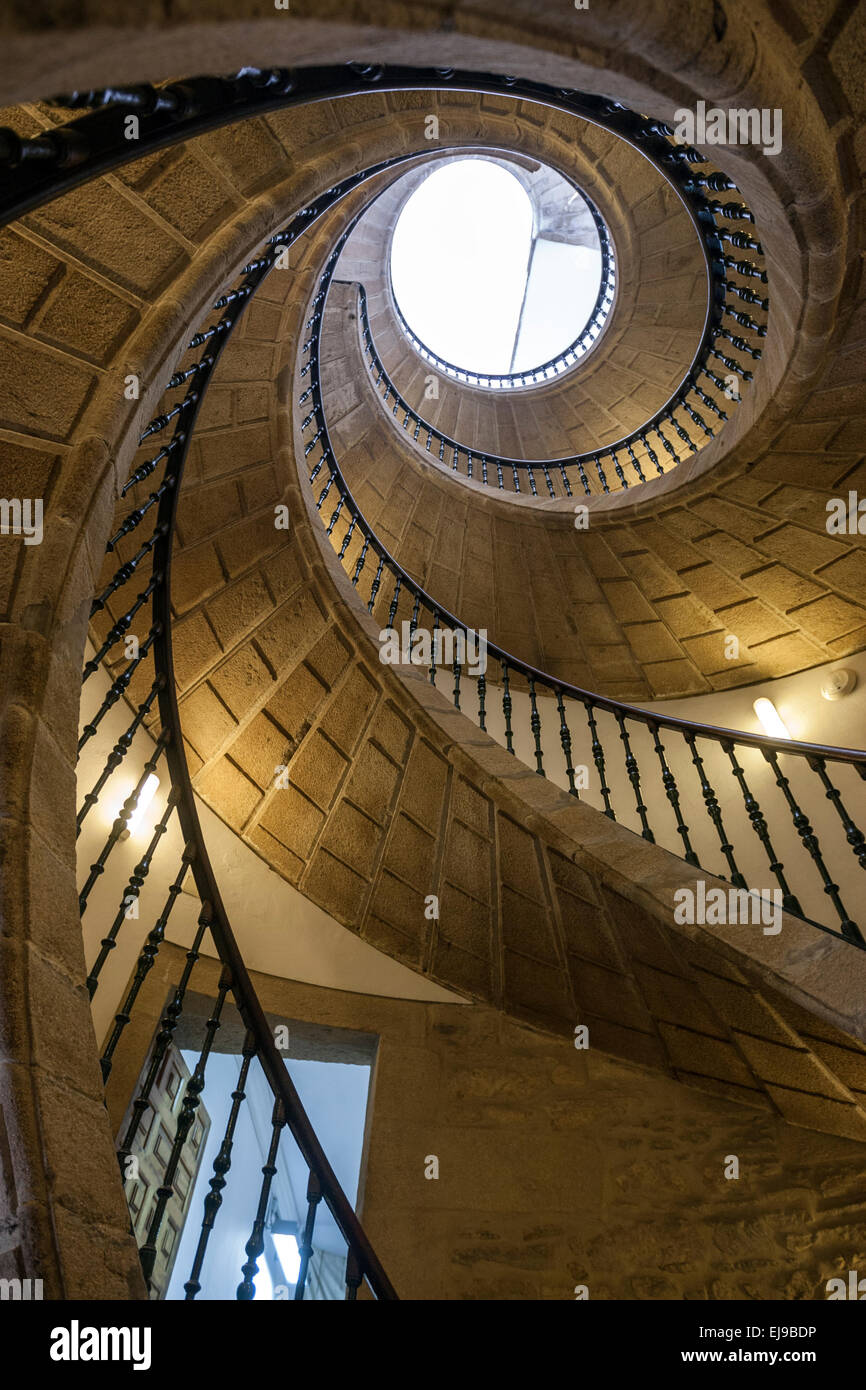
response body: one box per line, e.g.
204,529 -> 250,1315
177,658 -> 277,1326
89,361 -> 866,1149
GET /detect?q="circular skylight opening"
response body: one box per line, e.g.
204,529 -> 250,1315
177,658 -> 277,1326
389,158 -> 612,388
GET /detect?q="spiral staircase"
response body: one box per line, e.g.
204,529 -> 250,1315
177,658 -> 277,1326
1,1 -> 866,1303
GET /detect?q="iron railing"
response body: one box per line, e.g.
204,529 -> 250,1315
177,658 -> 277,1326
353,259 -> 760,498
344,136 -> 766,494
76,165 -> 411,1301
301,248 -> 866,952
4,62 -> 845,1301
0,66 -> 768,502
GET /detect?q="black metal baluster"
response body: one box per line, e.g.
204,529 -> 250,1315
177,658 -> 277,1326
79,734 -> 168,912
429,611 -> 439,685
164,355 -> 215,393
691,377 -> 727,420
345,1247 -> 363,1301
763,748 -> 859,941
78,622 -> 162,752
611,450 -> 628,489
106,480 -> 175,550
655,423 -> 679,467
351,534 -> 369,586
682,399 -> 713,438
716,326 -> 762,360
185,1032 -> 257,1300
236,1098 -> 286,1300
368,554 -> 385,614
809,755 -> 866,880
625,442 -> 645,483
114,903 -> 208,1129
528,676 -> 544,774
477,671 -> 487,731
325,495 -> 343,536
337,512 -> 356,560
122,438 -> 184,497
86,789 -> 179,996
100,845 -> 197,1081
409,591 -> 421,643
722,740 -> 801,914
82,574 -> 160,680
640,433 -> 663,477
584,701 -> 614,818
648,723 -> 698,866
723,303 -> 765,335
91,524 -> 169,615
709,344 -> 753,380
721,278 -> 768,310
666,408 -> 696,454
452,640 -> 462,710
77,677 -> 164,831
684,732 -> 747,889
294,1171 -> 323,1301
138,391 -> 198,443
387,575 -> 402,628
501,661 -> 514,754
315,475 -> 334,510
140,967 -> 232,1288
615,712 -> 654,840
556,691 -> 578,797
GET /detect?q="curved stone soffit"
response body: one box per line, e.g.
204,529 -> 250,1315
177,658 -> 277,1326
4,74 -> 865,700
140,339 -> 866,1143
1,0 -> 857,527
332,117 -> 707,462
308,272 -> 866,701
1,0 -> 862,1298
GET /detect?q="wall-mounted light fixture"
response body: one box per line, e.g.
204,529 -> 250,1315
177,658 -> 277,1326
753,697 -> 793,741
120,773 -> 160,838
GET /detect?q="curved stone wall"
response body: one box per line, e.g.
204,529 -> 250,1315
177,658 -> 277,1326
317,277 -> 866,698
141,397 -> 866,1146
1,0 -> 865,1297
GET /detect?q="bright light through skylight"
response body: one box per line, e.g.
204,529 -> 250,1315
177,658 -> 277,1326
390,158 -> 605,380
391,160 -> 532,375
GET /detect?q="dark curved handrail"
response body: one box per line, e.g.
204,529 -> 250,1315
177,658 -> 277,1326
1,63 -> 767,498
149,277 -> 400,1299
310,270 -> 862,764
351,280 -> 681,499
46,67 -> 854,1300
79,158 -> 425,1301
333,133 -> 765,494
299,230 -> 866,953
